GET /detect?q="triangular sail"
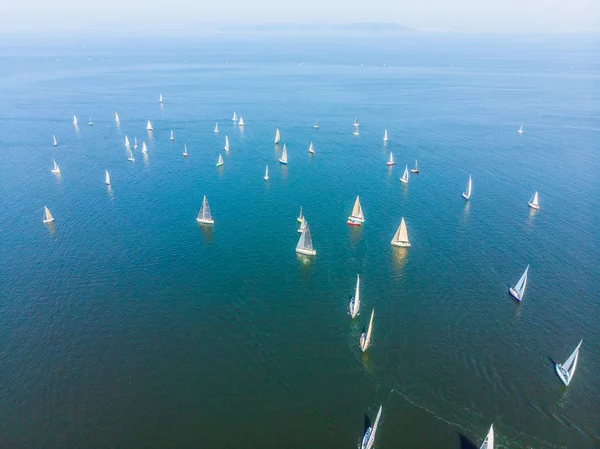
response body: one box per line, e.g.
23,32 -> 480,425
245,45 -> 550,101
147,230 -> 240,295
142,142 -> 147,154
134,137 -> 138,149
127,147 -> 134,161
351,274 -> 361,317
479,424 -> 494,449
401,166 -> 409,182
52,159 -> 60,173
414,160 -> 418,170
224,136 -> 229,150
530,191 -> 539,206
238,117 -> 244,126
281,145 -> 288,163
562,340 -> 583,373
44,206 -> 53,222
115,112 -> 120,122
398,218 -> 409,242
369,405 -> 383,448
464,175 -> 472,199
125,136 -> 130,147
214,123 -> 219,133
389,152 -> 394,163
274,129 -> 280,144
513,265 -> 529,299
309,142 -> 314,153
362,309 -> 374,351
264,165 -> 269,179
105,170 -> 110,185
232,111 -> 237,121
351,196 -> 364,220
159,93 -> 163,103
170,130 -> 174,140
217,154 -> 223,165
297,222 -> 313,251
146,120 -> 153,131
73,115 -> 77,125
53,135 -> 57,146
199,196 -> 212,220
383,130 -> 388,141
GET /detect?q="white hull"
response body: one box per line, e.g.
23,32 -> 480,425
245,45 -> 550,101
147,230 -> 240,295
391,240 -> 411,248
296,248 -> 316,256
508,287 -> 522,303
528,201 -> 540,210
400,178 -> 408,184
555,364 -> 569,386
196,217 -> 214,225
43,218 -> 55,224
462,192 -> 470,200
279,159 -> 287,165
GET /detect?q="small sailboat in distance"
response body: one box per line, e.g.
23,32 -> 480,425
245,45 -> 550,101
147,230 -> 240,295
308,142 -> 315,154
196,195 -> 214,224
383,129 -> 388,142
224,135 -> 230,151
51,159 -> 60,174
216,154 -> 224,167
359,309 -> 374,352
555,340 -> 583,386
296,221 -> 316,256
462,175 -> 472,200
238,116 -> 245,127
347,196 -> 365,226
115,112 -> 120,123
105,170 -> 111,185
214,123 -> 219,133
517,124 -> 524,134
232,111 -> 238,121
53,135 -> 58,147
387,152 -> 395,166
170,130 -> 174,141
264,165 -> 269,181
297,206 -> 303,223
73,115 -> 78,126
146,120 -> 153,131
134,137 -> 138,149
279,144 -> 288,165
88,117 -> 93,126
274,128 -> 281,144
127,147 -> 135,162
353,117 -> 359,135
479,424 -> 494,449
508,265 -> 529,303
43,206 -> 55,224
125,136 -> 130,147
313,119 -> 319,129
360,405 -> 382,449
142,142 -> 147,154
400,165 -> 409,184
391,217 -> 410,247
528,191 -> 540,210
297,216 -> 307,233
411,160 -> 419,174
349,274 -> 361,318
183,144 -> 188,157
159,93 -> 163,104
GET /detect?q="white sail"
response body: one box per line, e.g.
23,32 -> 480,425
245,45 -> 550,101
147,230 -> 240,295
274,128 -> 281,144
214,123 -> 219,133
224,135 -> 230,151
264,165 -> 269,180
43,206 -> 54,223
183,144 -> 188,156
411,160 -> 419,173
297,206 -> 303,223
127,147 -> 135,161
556,340 -> 583,386
383,129 -> 388,141
146,120 -> 153,131
479,424 -> 494,449
296,221 -> 316,255
105,170 -> 111,185
400,165 -> 409,184
217,154 -> 224,166
238,117 -> 244,127
297,216 -> 307,233
391,217 -> 410,247
360,309 -> 374,352
232,111 -> 238,121
517,124 -> 523,134
196,195 -> 214,224
279,144 -> 288,164
51,159 -> 60,174
349,274 -> 361,318
73,115 -> 78,125
88,117 -> 93,126
509,265 -> 529,302
53,135 -> 57,146
142,142 -> 147,154
313,119 -> 319,129
388,152 -> 394,165
463,175 -> 472,200
349,196 -> 365,222
528,191 -> 539,209
115,112 -> 120,123
159,93 -> 163,103
125,136 -> 130,147
133,137 -> 138,149
170,130 -> 174,141
308,142 -> 315,154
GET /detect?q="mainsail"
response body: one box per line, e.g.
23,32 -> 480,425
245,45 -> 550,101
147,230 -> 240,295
350,196 -> 364,221
297,222 -> 314,252
512,265 -> 529,301
274,128 -> 280,144
198,196 -> 212,221
391,218 -> 410,247
479,424 -> 494,449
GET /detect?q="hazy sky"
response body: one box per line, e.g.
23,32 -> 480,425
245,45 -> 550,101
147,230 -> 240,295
1,0 -> 599,34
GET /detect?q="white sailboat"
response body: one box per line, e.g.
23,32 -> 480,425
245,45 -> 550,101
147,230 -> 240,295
387,152 -> 395,166
410,160 -> 419,174
462,175 -> 472,200
232,111 -> 238,121
479,424 -> 494,449
53,135 -> 58,147
134,137 -> 138,149
196,195 -> 214,224
216,154 -> 224,166
146,120 -> 153,131
159,93 -> 163,104
347,196 -> 365,226
214,123 -> 219,133
297,206 -> 303,223
264,165 -> 269,181
183,144 -> 188,157
127,147 -> 135,162
297,216 -> 307,234
508,265 -> 529,303
170,130 -> 174,141
142,142 -> 147,154
115,112 -> 120,123
51,159 -> 60,174
88,118 -> 93,126
73,115 -> 78,126
360,405 -> 382,449
308,142 -> 315,154
125,136 -> 130,147
313,119 -> 319,129
224,135 -> 230,151
383,129 -> 388,142
43,206 -> 55,224
400,165 -> 409,184
238,117 -> 245,127
555,340 -> 583,386
105,170 -> 111,185
349,274 -> 361,318
353,117 -> 359,136
279,144 -> 288,165
274,128 -> 281,144
391,217 -> 410,247
528,191 -> 540,210
359,309 -> 374,352
296,221 -> 316,256
517,124 -> 524,134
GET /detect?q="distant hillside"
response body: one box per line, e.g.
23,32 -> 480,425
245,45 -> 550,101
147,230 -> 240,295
218,22 -> 414,34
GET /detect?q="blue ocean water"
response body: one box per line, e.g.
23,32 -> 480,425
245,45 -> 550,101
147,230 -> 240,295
0,34 -> 599,447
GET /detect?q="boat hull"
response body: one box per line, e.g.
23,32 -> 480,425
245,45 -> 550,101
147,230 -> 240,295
43,218 -> 54,224
528,202 -> 540,210
555,364 -> 570,386
264,176 -> 268,180
347,217 -> 364,226
508,288 -> 522,303
216,163 -> 223,167
387,162 -> 395,166
296,248 -> 316,256
391,241 -> 410,247
51,170 -> 60,174
279,159 -> 287,165
400,178 -> 408,184
183,154 -> 188,157
462,193 -> 470,200
196,218 -> 214,225
410,169 -> 419,174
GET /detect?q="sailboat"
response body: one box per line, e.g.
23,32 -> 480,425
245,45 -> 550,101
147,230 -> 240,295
479,424 -> 494,449
214,123 -> 219,133
43,206 -> 55,224
508,265 -> 529,303
297,216 -> 307,233
183,144 -> 188,157
462,175 -> 472,200
264,165 -> 269,181
349,274 -> 361,318
274,128 -> 281,144
528,191 -> 540,210
127,147 -> 135,162
555,340 -> 583,386
347,196 -> 365,226
411,160 -> 419,174
88,118 -> 93,126
279,144 -> 288,165
146,120 -> 153,131
296,221 -> 316,255
170,130 -> 174,141
115,112 -> 120,123
391,217 -> 410,247
297,206 -> 303,223
224,135 -> 230,151
105,170 -> 111,185
134,137 -> 138,149
159,93 -> 163,104
125,136 -> 130,147
360,405 -> 382,449
308,142 -> 315,154
383,130 -> 388,142
142,142 -> 147,154
238,117 -> 245,127
53,135 -> 58,147
517,124 -> 524,134
51,159 -> 60,174
359,309 -> 374,352
400,165 -> 409,184
353,117 -> 359,136
232,111 -> 238,121
313,119 -> 319,129
196,195 -> 214,224
387,152 -> 395,166
73,115 -> 78,126
216,154 -> 224,166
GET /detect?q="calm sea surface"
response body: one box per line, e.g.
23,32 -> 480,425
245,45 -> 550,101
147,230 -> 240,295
0,34 -> 599,448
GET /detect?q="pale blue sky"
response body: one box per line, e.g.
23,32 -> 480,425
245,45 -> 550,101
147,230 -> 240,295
1,0 -> 598,34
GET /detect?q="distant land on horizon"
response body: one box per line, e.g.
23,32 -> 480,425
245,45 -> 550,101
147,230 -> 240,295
218,22 -> 414,34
